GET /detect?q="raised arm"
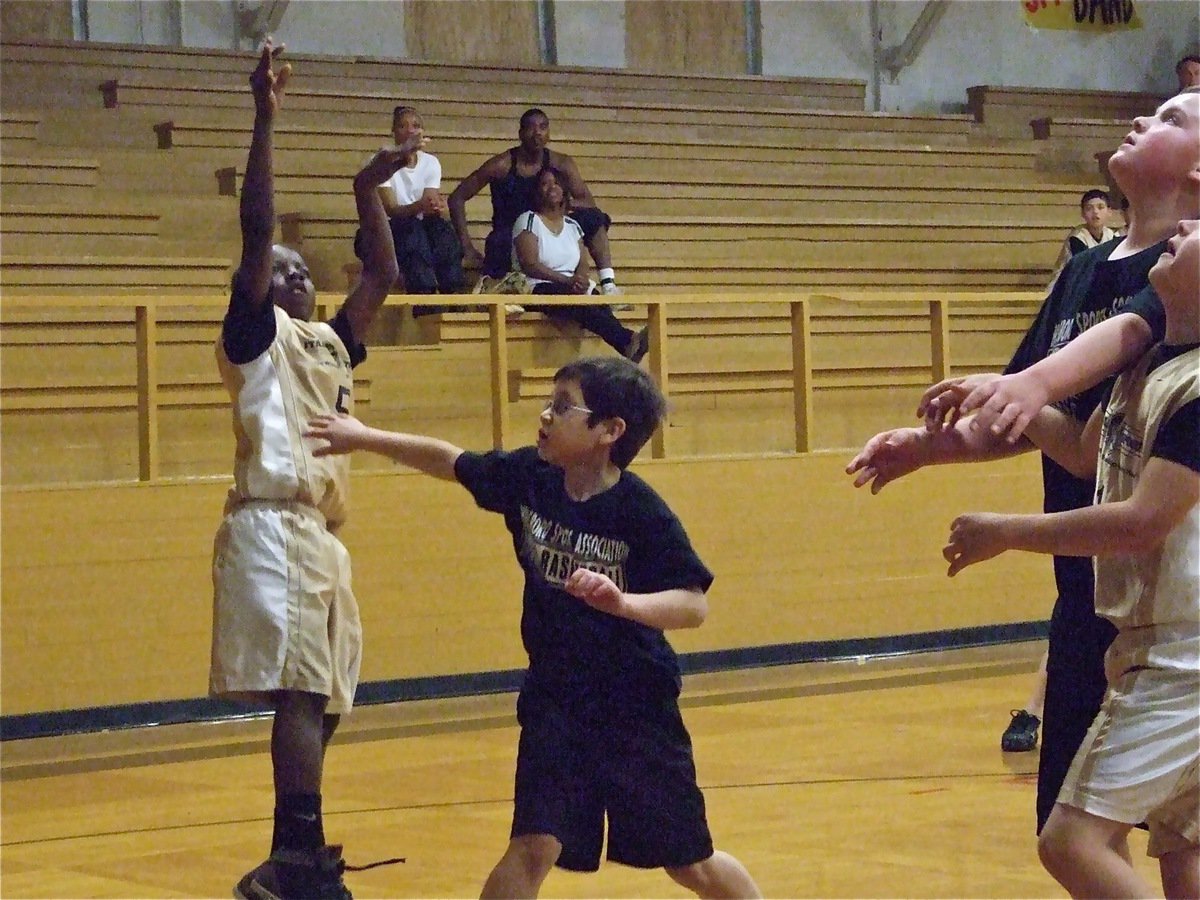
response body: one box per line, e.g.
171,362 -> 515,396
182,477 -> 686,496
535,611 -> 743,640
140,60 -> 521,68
340,139 -> 424,340
564,570 -> 708,630
305,413 -> 462,481
231,41 -> 291,309
944,456 -> 1199,575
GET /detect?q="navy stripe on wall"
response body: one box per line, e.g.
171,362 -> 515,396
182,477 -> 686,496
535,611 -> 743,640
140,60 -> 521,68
1,621 -> 1047,742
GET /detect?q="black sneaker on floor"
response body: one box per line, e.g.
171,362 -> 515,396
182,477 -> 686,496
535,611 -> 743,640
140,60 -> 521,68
1001,709 -> 1040,752
234,846 -> 353,900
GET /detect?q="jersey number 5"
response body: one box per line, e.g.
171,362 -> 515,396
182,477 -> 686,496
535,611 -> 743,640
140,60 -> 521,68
335,385 -> 351,414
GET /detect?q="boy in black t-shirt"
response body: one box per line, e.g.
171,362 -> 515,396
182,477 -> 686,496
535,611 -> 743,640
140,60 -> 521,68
846,89 -> 1200,841
305,357 -> 761,899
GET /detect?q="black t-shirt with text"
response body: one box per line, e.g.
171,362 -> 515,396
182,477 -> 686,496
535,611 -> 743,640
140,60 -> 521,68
455,447 -> 713,718
1004,238 -> 1166,597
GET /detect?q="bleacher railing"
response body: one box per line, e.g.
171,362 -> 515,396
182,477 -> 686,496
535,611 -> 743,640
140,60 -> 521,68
0,291 -> 1044,483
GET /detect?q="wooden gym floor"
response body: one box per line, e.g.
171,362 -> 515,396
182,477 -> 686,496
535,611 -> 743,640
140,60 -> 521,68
1,642 -> 1156,898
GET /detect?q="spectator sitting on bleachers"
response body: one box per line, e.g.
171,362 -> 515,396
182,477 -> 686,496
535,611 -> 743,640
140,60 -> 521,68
513,167 -> 647,363
1051,189 -> 1116,278
354,105 -> 464,317
1176,54 -> 1200,91
449,107 -> 624,296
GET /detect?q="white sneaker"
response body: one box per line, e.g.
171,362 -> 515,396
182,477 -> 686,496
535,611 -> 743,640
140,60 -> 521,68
600,280 -> 632,310
505,304 -> 525,319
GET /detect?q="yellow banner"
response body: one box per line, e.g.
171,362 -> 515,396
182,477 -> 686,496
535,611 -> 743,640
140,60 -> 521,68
1023,0 -> 1144,31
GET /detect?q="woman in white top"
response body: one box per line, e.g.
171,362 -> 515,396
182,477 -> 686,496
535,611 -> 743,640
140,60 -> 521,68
513,168 -> 647,361
354,106 -> 464,316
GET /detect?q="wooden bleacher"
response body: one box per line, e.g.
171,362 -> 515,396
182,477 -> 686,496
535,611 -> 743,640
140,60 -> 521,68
2,39 -> 1154,481
2,37 -> 867,113
967,84 -> 1160,138
1030,115 -> 1129,176
0,291 -> 1043,484
99,76 -> 975,144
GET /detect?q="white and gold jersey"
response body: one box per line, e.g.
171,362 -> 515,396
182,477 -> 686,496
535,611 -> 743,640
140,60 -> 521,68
217,305 -> 360,530
1094,344 -> 1199,674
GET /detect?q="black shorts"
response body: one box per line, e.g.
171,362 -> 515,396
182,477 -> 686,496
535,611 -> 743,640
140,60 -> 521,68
510,691 -> 714,872
567,206 -> 612,241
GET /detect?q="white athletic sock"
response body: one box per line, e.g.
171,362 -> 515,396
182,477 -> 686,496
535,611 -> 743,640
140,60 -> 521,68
598,268 -> 616,284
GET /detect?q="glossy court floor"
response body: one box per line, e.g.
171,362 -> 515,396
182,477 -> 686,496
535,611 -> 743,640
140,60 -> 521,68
1,642 -> 1157,898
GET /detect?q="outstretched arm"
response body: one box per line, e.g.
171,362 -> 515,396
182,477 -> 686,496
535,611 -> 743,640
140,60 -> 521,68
845,419 -> 1031,494
919,313 -> 1155,441
564,570 -> 708,630
231,40 -> 291,309
305,413 -> 462,481
943,456 -> 1199,575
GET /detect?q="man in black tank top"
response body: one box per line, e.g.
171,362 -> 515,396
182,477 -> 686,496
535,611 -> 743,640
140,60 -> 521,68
449,109 -> 623,294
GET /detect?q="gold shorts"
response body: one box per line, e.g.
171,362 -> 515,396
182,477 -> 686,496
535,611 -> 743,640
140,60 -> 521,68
210,502 -> 361,715
1059,663 -> 1199,857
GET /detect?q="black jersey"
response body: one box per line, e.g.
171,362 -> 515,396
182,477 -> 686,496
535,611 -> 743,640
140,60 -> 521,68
488,147 -> 551,235
455,447 -> 713,719
1005,238 -> 1166,596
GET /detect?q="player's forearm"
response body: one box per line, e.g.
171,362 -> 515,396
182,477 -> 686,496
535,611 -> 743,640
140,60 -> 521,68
353,427 -> 463,480
239,112 -> 275,250
923,420 -> 1032,466
997,502 -> 1173,558
1021,407 -> 1095,478
1018,314 -> 1153,405
353,179 -> 400,290
619,588 -> 708,630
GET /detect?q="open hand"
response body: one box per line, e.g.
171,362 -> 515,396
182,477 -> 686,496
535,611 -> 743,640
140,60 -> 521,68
943,512 -> 1009,576
845,427 -> 929,494
958,372 -> 1048,444
564,569 -> 623,613
249,38 -> 291,118
916,373 -> 1000,431
305,413 -> 368,457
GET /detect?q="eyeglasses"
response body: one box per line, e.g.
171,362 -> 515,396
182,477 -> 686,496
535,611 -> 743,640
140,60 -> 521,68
542,397 -> 593,418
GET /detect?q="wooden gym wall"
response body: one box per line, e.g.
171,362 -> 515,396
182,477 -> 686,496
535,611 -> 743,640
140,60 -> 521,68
0,453 -> 1051,719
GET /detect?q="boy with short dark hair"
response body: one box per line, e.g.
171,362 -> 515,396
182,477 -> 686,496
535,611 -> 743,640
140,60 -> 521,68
1064,189 -> 1115,255
305,356 -> 761,899
943,218 -> 1199,898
